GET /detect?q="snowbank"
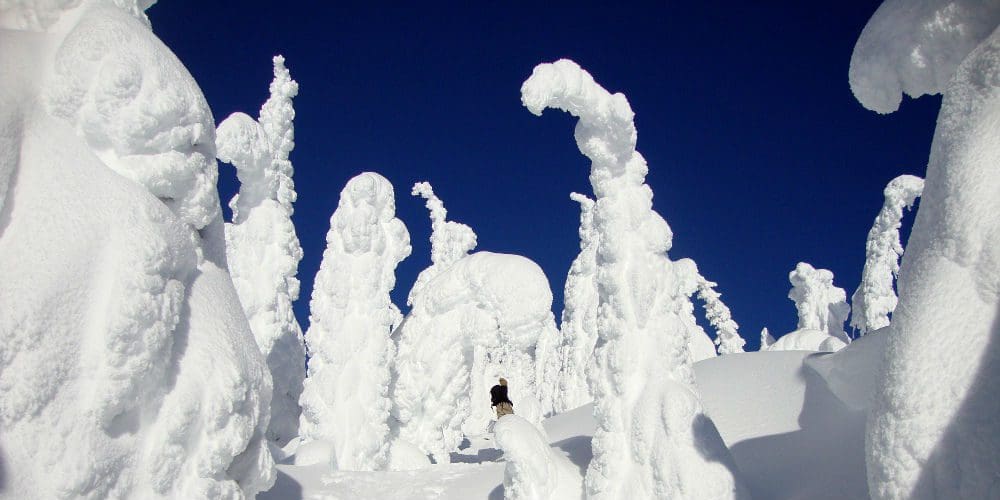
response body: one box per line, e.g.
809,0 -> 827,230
300,172 -> 411,471
494,415 -> 581,500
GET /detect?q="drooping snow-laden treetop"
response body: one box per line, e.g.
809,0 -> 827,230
696,275 -> 745,354
852,1 -> 1000,498
850,0 -> 1000,113
522,58 -> 746,499
850,174 -> 923,335
408,181 -> 477,304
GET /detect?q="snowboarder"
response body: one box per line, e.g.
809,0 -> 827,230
490,377 -> 514,419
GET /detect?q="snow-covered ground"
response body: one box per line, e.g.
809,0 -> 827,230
262,348 -> 868,499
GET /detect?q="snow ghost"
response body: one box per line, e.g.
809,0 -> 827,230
300,172 -> 411,471
522,58 -> 747,499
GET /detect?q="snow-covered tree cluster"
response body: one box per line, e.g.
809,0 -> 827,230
5,0 -> 998,498
219,55 -> 306,447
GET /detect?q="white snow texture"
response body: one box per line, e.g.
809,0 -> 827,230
522,59 -> 747,499
853,2 -> 1000,498
299,172 -> 411,471
850,0 -> 1000,114
0,2 -> 274,498
850,174 -> 923,335
219,56 -> 306,447
494,415 -> 580,500
785,262 -> 851,345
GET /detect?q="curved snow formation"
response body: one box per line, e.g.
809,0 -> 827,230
696,271 -> 745,354
788,262 -> 851,346
768,328 -> 848,353
0,2 -> 274,498
300,172 -> 411,471
852,2 -> 1000,498
850,174 -> 923,335
393,251 -> 558,462
408,181 -> 477,304
850,0 -> 1000,114
673,258 -> 724,362
218,55 -> 306,447
522,59 -> 746,499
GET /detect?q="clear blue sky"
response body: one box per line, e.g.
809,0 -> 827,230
149,2 -> 939,351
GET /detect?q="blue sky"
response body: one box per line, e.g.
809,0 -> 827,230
150,2 -> 939,350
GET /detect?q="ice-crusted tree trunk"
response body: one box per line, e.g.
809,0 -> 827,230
218,55 -> 305,446
0,2 -> 275,497
849,174 -> 923,336
299,172 -> 411,471
789,262 -> 852,344
555,193 -> 599,413
851,1 -> 1000,498
522,59 -> 746,499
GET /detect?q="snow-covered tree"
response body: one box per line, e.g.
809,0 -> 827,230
788,262 -> 851,344
554,193 -> 599,413
850,174 -> 923,335
760,327 -> 775,350
494,415 -> 563,500
673,258 -> 724,362
851,1 -> 1000,498
408,181 -> 477,302
697,274 -> 745,354
522,59 -> 747,499
393,183 -> 559,460
218,56 -> 306,446
299,172 -> 411,471
0,3 -> 274,497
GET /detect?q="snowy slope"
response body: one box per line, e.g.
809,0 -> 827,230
261,349 -> 869,500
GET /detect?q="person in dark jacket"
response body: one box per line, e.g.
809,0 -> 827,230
490,377 -> 514,418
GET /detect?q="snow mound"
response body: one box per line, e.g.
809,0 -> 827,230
494,414 -> 581,500
805,327 -> 888,411
850,0 -> 1000,113
768,328 -> 848,353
